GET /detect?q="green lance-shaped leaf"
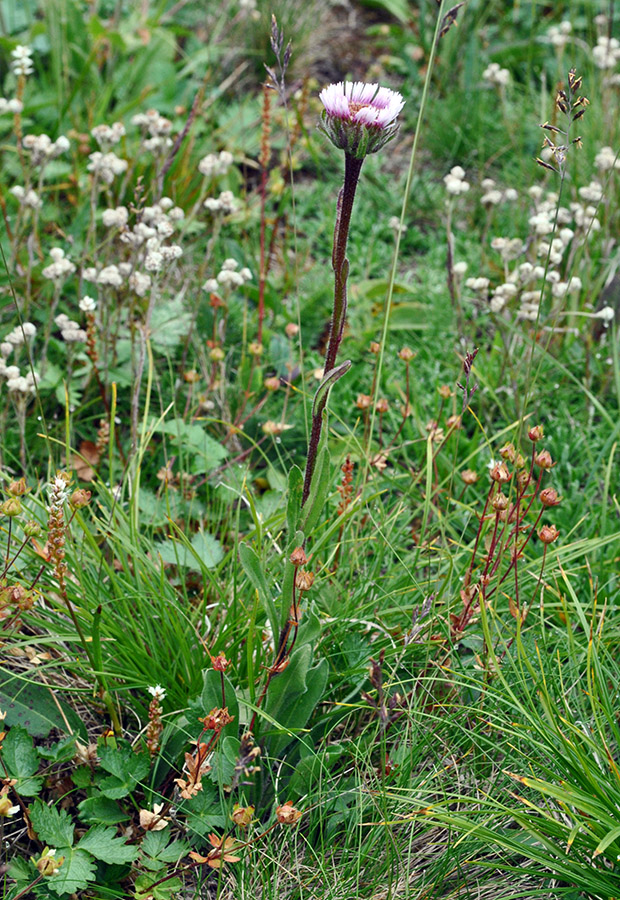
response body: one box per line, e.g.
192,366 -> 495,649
286,464 -> 303,538
312,360 -> 351,419
239,542 -> 279,640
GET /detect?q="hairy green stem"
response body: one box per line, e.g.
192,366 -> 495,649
302,153 -> 363,505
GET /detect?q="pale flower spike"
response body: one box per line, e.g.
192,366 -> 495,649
318,81 -> 405,159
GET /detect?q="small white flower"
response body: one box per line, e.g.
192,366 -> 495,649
129,272 -> 151,296
102,206 -> 129,228
148,685 -> 166,699
595,305 -> 615,325
202,278 -> 219,292
483,62 -> 510,87
79,296 -> 97,313
453,261 -> 468,276
11,45 -> 34,77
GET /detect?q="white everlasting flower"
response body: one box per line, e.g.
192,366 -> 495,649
79,296 -> 97,313
444,166 -> 470,195
202,278 -> 219,292
82,267 -> 98,282
595,305 -> 615,325
156,220 -> 174,239
547,21 -> 572,48
594,146 -> 620,171
97,265 -> 123,287
465,277 -> 490,292
218,269 -> 244,287
22,133 -> 69,167
592,35 -> 620,69
453,261 -> 468,276
129,271 -> 151,296
528,185 -> 544,202
529,211 -> 554,235
204,197 -> 222,212
490,294 -> 507,313
11,45 -> 34,77
87,151 -> 128,185
483,62 -> 510,86
143,136 -> 173,154
10,185 -> 42,209
1,342 -> 12,357
0,98 -> 24,114
222,258 -> 239,271
160,245 -> 182,262
199,150 -> 234,177
102,206 -> 129,228
240,267 -> 252,282
145,250 -> 164,272
91,122 -> 126,148
578,181 -> 603,203
481,189 -> 503,206
42,248 -> 76,282
504,188 -> 518,202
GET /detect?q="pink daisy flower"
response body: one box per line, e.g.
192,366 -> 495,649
318,81 -> 405,158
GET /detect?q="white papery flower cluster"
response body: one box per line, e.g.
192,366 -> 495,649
0,323 -> 36,357
83,263 -> 128,288
10,186 -> 42,209
198,150 -> 234,178
480,178 -> 518,206
91,122 -> 126,148
0,98 -> 23,114
444,166 -> 470,195
55,314 -> 86,343
547,21 -> 572,48
87,151 -> 128,185
483,62 -> 510,87
79,296 -> 97,313
204,190 -> 237,214
102,206 -> 129,228
132,109 -> 173,153
202,258 -> 252,293
22,133 -> 70,167
11,45 -> 34,77
42,248 -> 76,283
595,146 -> 620,171
0,331 -> 38,394
592,35 -> 620,70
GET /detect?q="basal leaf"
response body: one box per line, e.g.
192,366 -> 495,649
76,824 -> 137,864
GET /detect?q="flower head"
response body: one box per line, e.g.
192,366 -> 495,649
318,81 -> 404,158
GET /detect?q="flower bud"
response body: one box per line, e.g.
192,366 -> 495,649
295,569 -> 315,592
289,546 -> 307,567
528,424 -> 544,442
540,487 -> 561,506
70,489 -> 91,509
275,800 -> 303,825
398,347 -> 414,362
356,394 -> 371,409
264,376 -> 280,391
489,462 -> 511,483
438,384 -> 452,399
369,341 -> 380,354
209,346 -> 225,362
375,398 -> 389,413
538,523 -> 559,543
231,804 -> 255,828
0,498 -> 21,517
492,492 -> 509,511
7,478 -> 28,496
499,442 -> 516,463
248,342 -> 263,357
210,652 -> 230,672
285,323 -> 299,338
534,449 -> 555,469
23,520 -> 41,537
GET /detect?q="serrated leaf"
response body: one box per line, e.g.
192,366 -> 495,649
30,800 -> 74,848
78,795 -> 130,825
76,824 -> 137,864
142,829 -> 189,863
48,847 -> 96,896
37,736 -> 77,763
150,297 -> 192,350
135,872 -> 182,900
98,744 -> 149,799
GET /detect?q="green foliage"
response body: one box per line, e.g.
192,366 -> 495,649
2,726 -> 43,796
